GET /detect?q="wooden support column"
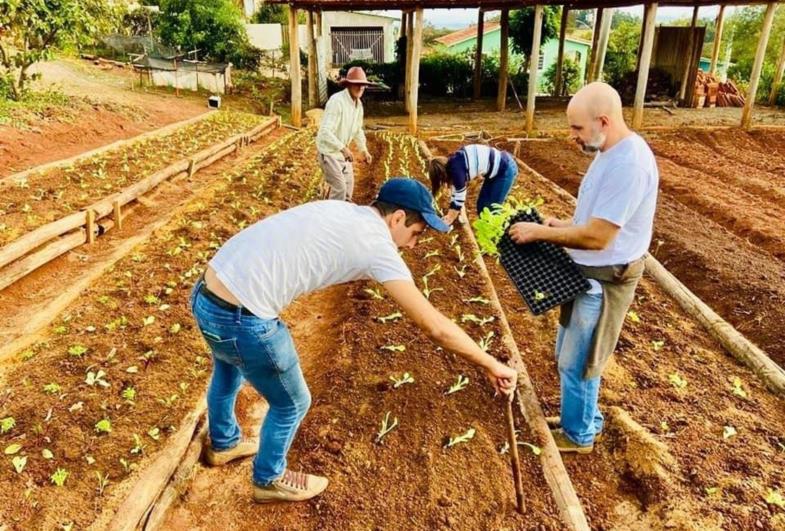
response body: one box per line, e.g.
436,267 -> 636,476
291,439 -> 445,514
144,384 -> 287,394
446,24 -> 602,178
769,35 -> 785,106
587,8 -> 604,82
632,2 -> 658,130
288,6 -> 302,127
709,5 -> 726,75
497,9 -> 510,112
473,9 -> 485,100
306,10 -> 317,109
554,7 -> 568,96
399,11 -> 407,39
742,2 -> 778,129
526,5 -> 544,134
405,11 -> 414,113
594,8 -> 614,82
678,6 -> 699,104
408,8 -> 424,134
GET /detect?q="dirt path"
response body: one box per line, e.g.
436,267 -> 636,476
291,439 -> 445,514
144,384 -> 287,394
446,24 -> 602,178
1,59 -> 205,177
503,134 -> 785,370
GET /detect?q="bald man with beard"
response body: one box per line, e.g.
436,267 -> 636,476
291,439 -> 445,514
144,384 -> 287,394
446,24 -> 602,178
508,82 -> 659,453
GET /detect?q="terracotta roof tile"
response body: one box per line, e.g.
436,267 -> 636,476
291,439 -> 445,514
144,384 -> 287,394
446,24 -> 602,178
435,21 -> 501,47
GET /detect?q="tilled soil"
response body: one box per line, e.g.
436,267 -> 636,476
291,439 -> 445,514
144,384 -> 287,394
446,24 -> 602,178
499,131 -> 785,370
160,132 -> 566,530
428,139 -> 785,530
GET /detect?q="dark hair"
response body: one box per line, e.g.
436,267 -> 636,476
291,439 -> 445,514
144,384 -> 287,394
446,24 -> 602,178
371,200 -> 425,227
428,156 -> 450,196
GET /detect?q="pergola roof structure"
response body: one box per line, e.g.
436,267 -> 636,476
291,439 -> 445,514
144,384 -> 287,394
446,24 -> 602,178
277,0 -> 784,132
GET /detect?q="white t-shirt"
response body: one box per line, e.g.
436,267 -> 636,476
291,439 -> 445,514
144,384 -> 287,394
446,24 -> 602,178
209,201 -> 412,318
568,134 -> 659,267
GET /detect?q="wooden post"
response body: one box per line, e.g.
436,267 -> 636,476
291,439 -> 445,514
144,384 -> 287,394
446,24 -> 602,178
769,34 -> 785,106
113,200 -> 123,231
526,5 -> 544,134
632,3 -> 658,130
554,7 -> 568,96
595,8 -> 614,82
742,3 -> 777,129
587,8 -> 604,83
408,9 -> 424,134
405,11 -> 414,113
678,6 -> 700,104
497,9 -> 510,112
473,9 -> 485,100
709,5 -> 726,75
86,210 -> 96,244
306,10 -> 317,109
288,6 -> 302,127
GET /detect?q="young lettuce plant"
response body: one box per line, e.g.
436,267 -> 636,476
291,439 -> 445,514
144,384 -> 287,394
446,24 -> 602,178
375,411 -> 399,444
446,375 -> 469,395
444,428 -> 476,448
389,372 -> 415,388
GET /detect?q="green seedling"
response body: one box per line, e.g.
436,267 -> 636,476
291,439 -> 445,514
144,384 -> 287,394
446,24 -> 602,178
668,373 -> 687,389
95,419 -> 112,434
446,375 -> 469,395
144,295 -> 161,305
421,277 -> 443,300
377,311 -> 403,324
42,449 -> 54,460
142,315 -> 156,326
380,344 -> 406,353
444,428 -> 476,448
122,387 -> 136,402
5,443 -> 22,455
453,265 -> 468,278
0,417 -> 15,434
375,411 -> 399,444
722,425 -> 737,440
12,455 -> 27,474
147,427 -> 161,441
390,372 -> 415,388
461,314 -> 495,326
627,310 -> 641,323
131,434 -> 146,455
157,394 -> 179,408
705,487 -> 720,496
478,331 -> 495,352
533,290 -> 548,302
449,234 -> 459,247
43,382 -> 62,394
765,489 -> 785,509
464,296 -> 491,305
651,340 -> 665,351
67,344 -> 87,357
170,323 -> 182,334
731,377 -> 748,398
364,288 -> 384,300
51,468 -> 69,487
424,250 -> 440,259
422,263 -> 442,279
518,442 -> 542,455
85,370 -> 109,388
453,245 -> 465,263
95,471 -> 110,496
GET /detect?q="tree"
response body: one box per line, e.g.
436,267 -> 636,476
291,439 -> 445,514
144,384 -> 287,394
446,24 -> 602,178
604,13 -> 641,89
542,56 -> 580,96
251,3 -> 304,25
158,0 -> 257,67
508,7 -> 560,71
0,0 -> 115,100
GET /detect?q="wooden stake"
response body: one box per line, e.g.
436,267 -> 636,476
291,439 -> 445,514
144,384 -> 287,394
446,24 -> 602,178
408,9 -> 424,134
709,5 -> 726,76
633,3 -> 658,130
288,6 -> 302,128
505,400 -> 526,514
526,5 -> 544,134
742,3 -> 777,129
405,11 -> 414,114
587,8 -> 604,83
473,9 -> 485,100
595,8 -> 614,82
306,10 -> 318,109
497,9 -> 510,112
554,7 -> 568,96
678,7 -> 700,104
86,209 -> 96,244
113,200 -> 123,231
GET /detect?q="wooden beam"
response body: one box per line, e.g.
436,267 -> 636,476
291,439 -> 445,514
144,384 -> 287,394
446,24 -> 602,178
288,6 -> 302,127
526,5 -> 544,134
408,8 -> 424,134
405,11 -> 414,113
742,2 -> 777,129
587,8 -> 604,83
594,7 -> 614,82
632,2 -> 658,130
709,4 -> 725,75
399,11 -> 407,39
497,9 -> 510,112
678,6 -> 699,103
554,7 -> 568,96
769,34 -> 785,106
307,10 -> 318,109
473,9 -> 485,100
315,11 -> 322,37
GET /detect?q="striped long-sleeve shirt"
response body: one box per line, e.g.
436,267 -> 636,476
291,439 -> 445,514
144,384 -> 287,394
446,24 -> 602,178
445,144 -> 506,210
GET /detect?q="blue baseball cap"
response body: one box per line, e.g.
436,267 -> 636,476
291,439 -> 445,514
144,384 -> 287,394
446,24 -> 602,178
376,177 -> 450,233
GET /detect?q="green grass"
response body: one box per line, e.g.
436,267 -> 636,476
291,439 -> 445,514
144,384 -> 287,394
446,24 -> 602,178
0,89 -> 77,129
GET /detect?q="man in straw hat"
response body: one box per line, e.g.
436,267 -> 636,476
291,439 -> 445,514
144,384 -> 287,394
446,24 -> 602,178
316,66 -> 374,201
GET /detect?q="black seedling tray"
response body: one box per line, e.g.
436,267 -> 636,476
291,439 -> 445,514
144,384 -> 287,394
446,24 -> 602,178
498,209 -> 591,315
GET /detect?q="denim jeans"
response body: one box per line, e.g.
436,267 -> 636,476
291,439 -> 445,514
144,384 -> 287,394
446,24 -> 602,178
190,278 -> 311,486
555,289 -> 604,446
476,154 -> 519,215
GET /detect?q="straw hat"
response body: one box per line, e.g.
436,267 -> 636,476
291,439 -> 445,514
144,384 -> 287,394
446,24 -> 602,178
341,66 -> 374,86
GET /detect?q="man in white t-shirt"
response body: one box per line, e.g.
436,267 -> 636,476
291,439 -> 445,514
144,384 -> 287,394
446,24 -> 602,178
190,178 -> 517,504
509,82 -> 659,454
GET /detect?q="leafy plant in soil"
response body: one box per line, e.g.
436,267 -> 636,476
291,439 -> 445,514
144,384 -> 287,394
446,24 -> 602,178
50,468 -> 69,487
0,417 -> 15,434
377,311 -> 403,324
11,456 -> 27,474
461,314 -> 495,326
464,296 -> 491,305
478,331 -> 495,352
446,374 -> 469,395
380,344 -> 406,353
364,288 -> 384,300
389,373 -> 415,388
444,428 -> 476,448
668,373 -> 688,389
765,489 -> 785,509
375,411 -> 399,444
454,265 -> 468,278
518,442 -> 542,455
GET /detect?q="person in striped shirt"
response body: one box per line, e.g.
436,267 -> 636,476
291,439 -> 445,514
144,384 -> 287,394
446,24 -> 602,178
428,144 -> 519,226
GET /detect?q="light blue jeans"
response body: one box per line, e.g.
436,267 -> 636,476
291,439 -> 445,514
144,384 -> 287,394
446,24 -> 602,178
555,289 -> 604,446
190,278 -> 311,486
